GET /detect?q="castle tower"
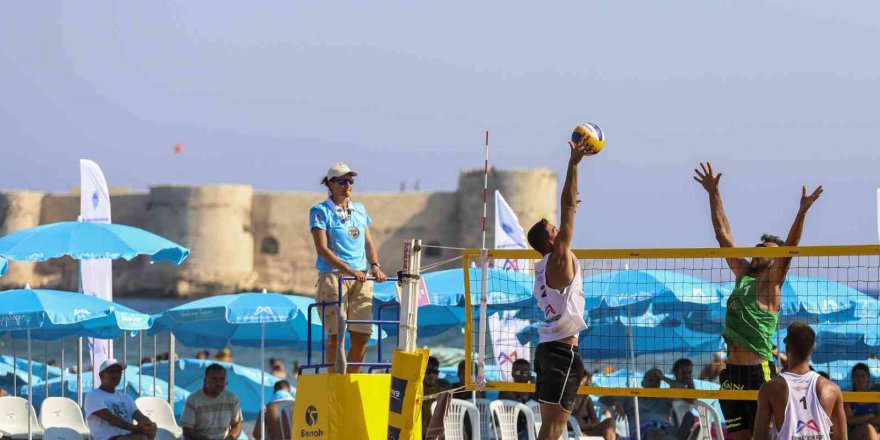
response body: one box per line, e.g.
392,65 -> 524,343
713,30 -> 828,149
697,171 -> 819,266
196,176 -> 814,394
456,168 -> 557,249
145,185 -> 255,296
0,191 -> 45,287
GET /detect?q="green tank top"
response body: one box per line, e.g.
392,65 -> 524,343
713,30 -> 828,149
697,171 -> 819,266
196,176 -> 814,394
722,275 -> 778,361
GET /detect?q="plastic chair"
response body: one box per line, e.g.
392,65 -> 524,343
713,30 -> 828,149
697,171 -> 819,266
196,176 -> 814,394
694,400 -> 724,440
42,427 -> 85,440
431,399 -> 482,440
490,399 -> 536,440
275,400 -> 294,439
0,395 -> 45,439
135,397 -> 182,440
39,397 -> 90,439
475,398 -> 497,440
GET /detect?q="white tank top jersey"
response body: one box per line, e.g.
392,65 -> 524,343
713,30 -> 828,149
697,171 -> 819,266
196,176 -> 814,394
774,371 -> 832,440
533,253 -> 588,343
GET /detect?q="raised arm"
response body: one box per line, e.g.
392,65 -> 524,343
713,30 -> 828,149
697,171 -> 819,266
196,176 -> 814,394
550,139 -> 590,261
693,162 -> 748,278
773,185 -> 823,284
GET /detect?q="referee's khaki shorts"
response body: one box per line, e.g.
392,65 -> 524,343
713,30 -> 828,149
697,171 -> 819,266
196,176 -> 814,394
316,272 -> 374,336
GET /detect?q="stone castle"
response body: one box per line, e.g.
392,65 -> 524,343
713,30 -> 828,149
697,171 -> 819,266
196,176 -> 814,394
0,168 -> 557,297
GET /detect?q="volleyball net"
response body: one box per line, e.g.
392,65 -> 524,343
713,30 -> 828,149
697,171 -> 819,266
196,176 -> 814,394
462,245 -> 880,402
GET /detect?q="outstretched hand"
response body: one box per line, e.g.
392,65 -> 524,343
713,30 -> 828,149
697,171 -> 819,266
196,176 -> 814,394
800,185 -> 823,211
693,162 -> 722,193
568,137 -> 596,165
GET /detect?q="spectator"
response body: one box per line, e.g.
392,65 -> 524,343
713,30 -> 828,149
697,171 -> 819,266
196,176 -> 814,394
213,348 -> 234,363
670,358 -> 695,390
446,360 -> 485,400
181,364 -> 243,440
572,371 -> 616,440
699,351 -> 725,381
443,360 -> 484,440
498,359 -> 534,403
421,357 -> 450,438
84,359 -> 158,440
140,357 -> 154,366
615,368 -> 676,440
269,358 -> 287,380
194,350 -> 210,360
253,380 -> 295,440
845,363 -> 880,439
498,359 -> 535,440
772,345 -> 789,371
291,360 -> 302,382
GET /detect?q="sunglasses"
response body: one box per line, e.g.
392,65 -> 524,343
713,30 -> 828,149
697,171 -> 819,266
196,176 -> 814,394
331,177 -> 355,185
425,368 -> 439,375
513,370 -> 532,377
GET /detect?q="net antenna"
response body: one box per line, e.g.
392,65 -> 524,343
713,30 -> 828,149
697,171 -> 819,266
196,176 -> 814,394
476,130 -> 490,390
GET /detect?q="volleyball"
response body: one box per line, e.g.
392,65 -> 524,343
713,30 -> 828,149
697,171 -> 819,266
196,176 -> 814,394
571,122 -> 606,154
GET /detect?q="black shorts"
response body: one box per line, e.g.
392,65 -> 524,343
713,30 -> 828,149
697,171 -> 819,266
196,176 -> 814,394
719,361 -> 777,433
534,341 -> 584,413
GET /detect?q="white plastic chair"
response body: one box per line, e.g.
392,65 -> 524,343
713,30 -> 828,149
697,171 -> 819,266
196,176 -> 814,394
39,397 -> 89,439
42,427 -> 85,440
135,397 -> 182,440
475,398 -> 497,440
431,399 -> 482,440
490,399 -> 536,440
694,400 -> 724,440
0,395 -> 45,439
275,400 -> 294,439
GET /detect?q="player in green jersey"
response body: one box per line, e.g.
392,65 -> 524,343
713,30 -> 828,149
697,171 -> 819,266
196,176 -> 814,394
694,161 -> 823,440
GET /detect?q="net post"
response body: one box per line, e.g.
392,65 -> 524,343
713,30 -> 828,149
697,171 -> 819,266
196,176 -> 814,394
476,249 -> 489,390
398,239 -> 422,352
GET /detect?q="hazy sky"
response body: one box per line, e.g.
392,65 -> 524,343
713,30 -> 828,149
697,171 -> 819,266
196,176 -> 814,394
2,1 -> 879,249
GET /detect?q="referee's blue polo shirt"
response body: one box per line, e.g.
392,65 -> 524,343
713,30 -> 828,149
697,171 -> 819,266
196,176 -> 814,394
309,198 -> 373,273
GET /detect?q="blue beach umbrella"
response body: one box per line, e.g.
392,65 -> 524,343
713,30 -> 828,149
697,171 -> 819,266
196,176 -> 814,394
0,221 -> 189,264
582,270 -> 723,319
0,257 -> 6,276
0,288 -> 151,438
141,359 -> 276,419
0,288 -> 152,340
373,268 -> 535,307
715,276 -> 878,325
149,291 -> 381,437
777,320 -> 880,364
148,292 -> 377,351
515,318 -> 722,360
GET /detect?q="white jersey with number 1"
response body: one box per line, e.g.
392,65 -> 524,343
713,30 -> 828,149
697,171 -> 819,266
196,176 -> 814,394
774,371 -> 832,440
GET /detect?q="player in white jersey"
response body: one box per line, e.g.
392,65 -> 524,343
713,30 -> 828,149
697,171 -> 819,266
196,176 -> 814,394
526,135 -> 594,440
754,322 -> 846,440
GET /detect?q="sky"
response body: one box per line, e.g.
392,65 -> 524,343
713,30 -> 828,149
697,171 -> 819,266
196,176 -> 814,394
1,1 -> 879,249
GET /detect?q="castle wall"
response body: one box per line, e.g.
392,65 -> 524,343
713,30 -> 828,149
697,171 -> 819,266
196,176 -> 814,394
0,191 -> 45,287
145,185 -> 255,296
0,168 -> 556,297
457,168 -> 558,248
251,191 -> 459,295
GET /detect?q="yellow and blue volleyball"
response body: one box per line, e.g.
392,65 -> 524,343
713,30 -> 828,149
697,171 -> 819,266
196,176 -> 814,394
571,122 -> 606,154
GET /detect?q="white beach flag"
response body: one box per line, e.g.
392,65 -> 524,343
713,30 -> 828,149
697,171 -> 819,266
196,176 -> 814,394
489,310 -> 532,381
80,159 -> 113,385
494,190 -> 528,271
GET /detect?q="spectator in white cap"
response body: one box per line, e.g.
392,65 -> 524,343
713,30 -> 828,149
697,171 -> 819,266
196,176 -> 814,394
84,359 -> 158,440
309,161 -> 386,373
